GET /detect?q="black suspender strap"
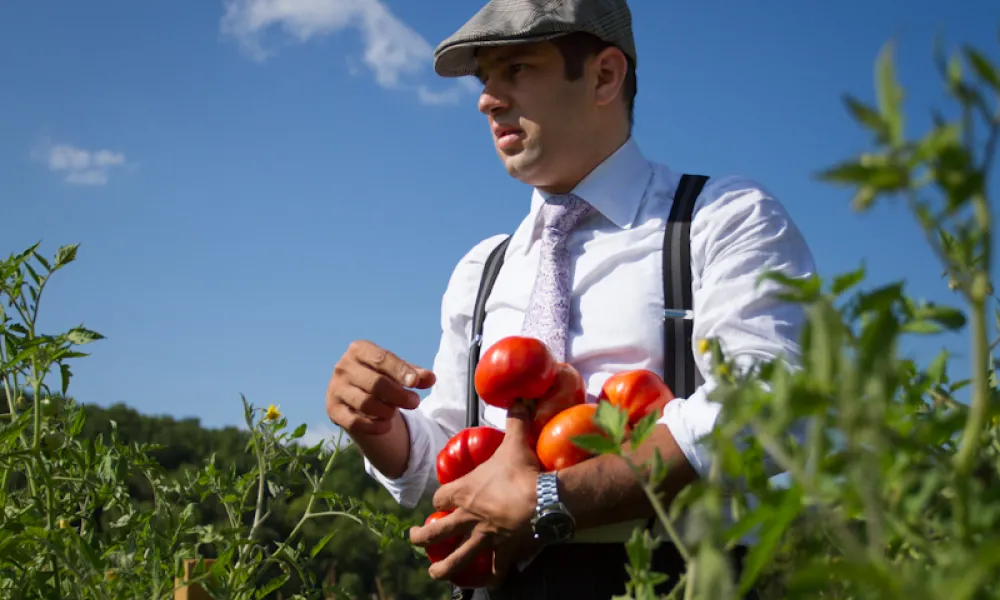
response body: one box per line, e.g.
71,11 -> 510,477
455,236 -> 511,600
465,236 -> 512,428
662,174 -> 708,399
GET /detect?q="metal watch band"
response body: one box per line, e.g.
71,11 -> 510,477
536,472 -> 560,511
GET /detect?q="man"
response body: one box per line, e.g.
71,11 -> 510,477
325,0 -> 816,597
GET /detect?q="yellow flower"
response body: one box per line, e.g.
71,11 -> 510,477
697,339 -> 710,355
264,404 -> 282,422
57,518 -> 69,529
105,570 -> 116,581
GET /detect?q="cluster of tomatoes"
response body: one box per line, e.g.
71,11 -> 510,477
422,335 -> 676,588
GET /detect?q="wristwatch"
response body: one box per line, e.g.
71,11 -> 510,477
531,472 -> 576,543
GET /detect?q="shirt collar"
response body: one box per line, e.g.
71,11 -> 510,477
522,137 -> 653,253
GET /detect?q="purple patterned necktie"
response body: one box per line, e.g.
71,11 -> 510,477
521,194 -> 595,362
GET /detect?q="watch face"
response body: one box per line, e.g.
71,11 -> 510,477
536,510 -> 575,542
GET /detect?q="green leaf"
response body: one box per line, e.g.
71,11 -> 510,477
68,408 -> 86,436
594,400 -> 629,444
875,40 -> 904,146
913,303 -> 966,330
66,327 -> 104,345
901,320 -> 946,335
757,272 -> 822,303
926,349 -> 949,384
23,262 -> 42,286
789,560 -> 897,596
311,530 -> 337,558
629,411 -> 659,449
256,574 -> 291,599
913,122 -> 961,164
831,265 -> 866,296
963,46 -> 1000,91
738,487 -> 803,595
571,433 -> 620,456
291,423 -> 307,440
54,244 -> 79,269
33,251 -> 51,272
842,95 -> 889,142
59,363 -> 72,397
854,282 -> 904,316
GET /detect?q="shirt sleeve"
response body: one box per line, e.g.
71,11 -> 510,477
363,234 -> 512,508
657,176 -> 817,480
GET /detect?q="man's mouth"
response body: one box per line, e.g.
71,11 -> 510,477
494,126 -> 523,148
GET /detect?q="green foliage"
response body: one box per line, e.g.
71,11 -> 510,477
574,32 -> 1000,600
0,246 -> 448,598
4,22 -> 999,600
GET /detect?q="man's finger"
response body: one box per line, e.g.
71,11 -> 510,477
432,480 -> 457,512
409,508 -> 475,546
352,341 -> 435,389
328,404 -> 393,436
338,385 -> 397,420
427,529 -> 491,582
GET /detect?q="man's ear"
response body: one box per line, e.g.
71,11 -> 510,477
591,46 -> 629,109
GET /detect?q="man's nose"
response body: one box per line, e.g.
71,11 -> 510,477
478,86 -> 509,116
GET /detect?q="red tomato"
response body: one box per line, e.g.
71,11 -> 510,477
531,362 -> 587,440
535,403 -> 606,472
422,511 -> 494,587
435,426 -> 505,485
598,369 -> 675,425
474,336 -> 557,409
450,549 -> 493,588
423,511 -> 461,563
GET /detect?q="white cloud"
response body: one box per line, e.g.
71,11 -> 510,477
37,141 -> 128,186
220,0 -> 473,105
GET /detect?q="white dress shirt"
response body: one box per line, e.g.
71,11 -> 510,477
363,137 -> 816,545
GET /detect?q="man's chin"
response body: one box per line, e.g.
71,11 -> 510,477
498,151 -> 537,180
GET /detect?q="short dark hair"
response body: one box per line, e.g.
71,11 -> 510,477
551,32 -> 638,130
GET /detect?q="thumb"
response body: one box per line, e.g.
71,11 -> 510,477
504,400 -> 533,442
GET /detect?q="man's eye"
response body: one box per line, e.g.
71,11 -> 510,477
509,64 -> 525,75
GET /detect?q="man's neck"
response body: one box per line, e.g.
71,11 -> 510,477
537,129 -> 631,195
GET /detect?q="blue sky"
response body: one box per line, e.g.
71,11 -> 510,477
1,1 -> 998,444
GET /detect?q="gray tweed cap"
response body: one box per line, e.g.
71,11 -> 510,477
433,0 -> 636,78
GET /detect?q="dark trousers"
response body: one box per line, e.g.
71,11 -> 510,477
462,542 -> 759,600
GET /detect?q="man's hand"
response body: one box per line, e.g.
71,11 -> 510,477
409,401 -> 542,587
326,340 -> 435,479
326,340 -> 435,436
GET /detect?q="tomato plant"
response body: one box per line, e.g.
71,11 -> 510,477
436,426 -> 505,484
535,403 -> 607,471
598,369 -> 675,425
474,336 -> 557,409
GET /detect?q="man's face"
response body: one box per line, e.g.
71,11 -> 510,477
474,41 -> 596,192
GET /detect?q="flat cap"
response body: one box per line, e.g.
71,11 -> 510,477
433,0 -> 636,78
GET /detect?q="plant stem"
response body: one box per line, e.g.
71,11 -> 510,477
622,455 -> 691,563
954,192 -> 992,476
266,444 -> 344,566
683,561 -> 696,600
249,425 -> 268,540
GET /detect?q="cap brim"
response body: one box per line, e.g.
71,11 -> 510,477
433,32 -> 569,78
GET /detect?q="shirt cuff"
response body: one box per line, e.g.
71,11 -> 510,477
657,383 -> 722,479
362,409 -> 438,509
